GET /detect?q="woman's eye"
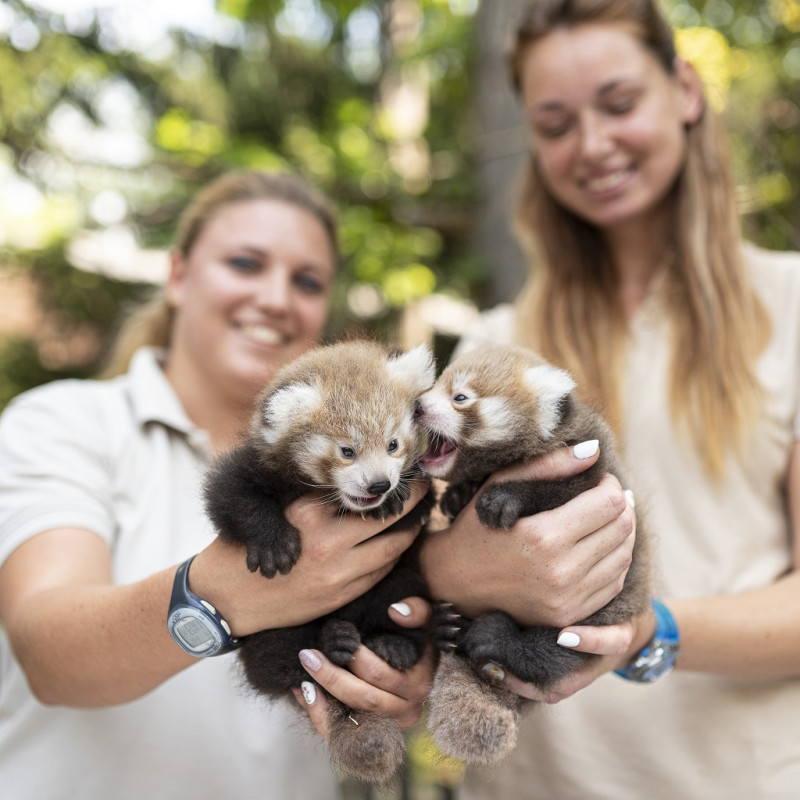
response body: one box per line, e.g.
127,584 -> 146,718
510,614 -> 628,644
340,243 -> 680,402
228,256 -> 260,273
608,98 -> 636,115
294,273 -> 326,295
604,88 -> 641,115
387,439 -> 398,453
534,116 -> 572,139
340,446 -> 355,459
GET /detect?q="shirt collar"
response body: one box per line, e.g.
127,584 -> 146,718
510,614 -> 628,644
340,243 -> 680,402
128,347 -> 196,436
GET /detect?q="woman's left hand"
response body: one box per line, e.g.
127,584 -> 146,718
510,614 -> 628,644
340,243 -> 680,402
291,597 -> 435,737
496,606 -> 656,703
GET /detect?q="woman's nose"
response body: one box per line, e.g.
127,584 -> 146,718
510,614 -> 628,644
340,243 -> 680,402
255,267 -> 291,312
578,112 -> 614,161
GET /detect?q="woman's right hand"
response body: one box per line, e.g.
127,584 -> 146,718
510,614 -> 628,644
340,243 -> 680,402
190,477 -> 431,636
419,443 -> 636,629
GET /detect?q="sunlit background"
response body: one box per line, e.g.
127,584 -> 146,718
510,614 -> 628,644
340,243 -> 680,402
0,2 -> 799,798
1,0 -> 799,417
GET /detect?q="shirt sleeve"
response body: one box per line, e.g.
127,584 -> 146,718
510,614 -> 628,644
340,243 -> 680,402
0,381 -> 118,569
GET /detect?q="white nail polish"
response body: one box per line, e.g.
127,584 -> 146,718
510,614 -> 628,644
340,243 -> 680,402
624,489 -> 636,508
573,439 -> 599,459
480,662 -> 505,682
301,681 -> 317,705
390,602 -> 411,617
557,632 -> 581,648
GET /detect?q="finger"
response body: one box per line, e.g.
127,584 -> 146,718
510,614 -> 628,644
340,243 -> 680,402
534,474 -> 628,554
539,657 -> 611,703
489,440 -> 600,484
291,682 -> 331,739
573,528 -> 636,619
556,622 -> 635,657
494,650 -> 614,703
348,643 -> 435,708
299,648 -> 418,724
472,660 -> 556,702
386,596 -> 433,628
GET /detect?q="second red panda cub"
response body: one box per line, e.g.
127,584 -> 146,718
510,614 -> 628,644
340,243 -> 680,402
416,344 -> 650,767
203,339 -> 436,785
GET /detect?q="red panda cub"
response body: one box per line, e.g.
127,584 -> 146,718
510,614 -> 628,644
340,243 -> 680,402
204,340 -> 436,785
416,344 -> 650,767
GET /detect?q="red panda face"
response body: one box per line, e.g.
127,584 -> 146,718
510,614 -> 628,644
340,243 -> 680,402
253,340 -> 435,514
417,346 -> 577,480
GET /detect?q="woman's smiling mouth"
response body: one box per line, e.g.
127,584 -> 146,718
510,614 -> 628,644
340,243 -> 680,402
238,323 -> 285,346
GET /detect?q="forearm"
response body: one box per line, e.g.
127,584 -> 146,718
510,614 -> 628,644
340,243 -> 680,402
7,569 -> 193,708
7,568 -> 194,708
669,570 -> 800,679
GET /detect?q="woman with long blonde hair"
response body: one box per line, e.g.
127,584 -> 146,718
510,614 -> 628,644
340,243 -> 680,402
433,1 -> 800,797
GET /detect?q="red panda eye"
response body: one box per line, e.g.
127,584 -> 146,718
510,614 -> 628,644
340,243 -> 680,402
340,446 -> 355,459
387,439 -> 398,453
453,393 -> 468,403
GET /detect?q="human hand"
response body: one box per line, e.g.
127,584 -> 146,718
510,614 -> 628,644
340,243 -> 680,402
495,604 -> 657,703
291,597 -> 435,737
190,478 -> 431,635
419,442 -> 636,628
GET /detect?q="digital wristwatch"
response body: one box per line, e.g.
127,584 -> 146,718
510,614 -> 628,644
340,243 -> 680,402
167,555 -> 243,657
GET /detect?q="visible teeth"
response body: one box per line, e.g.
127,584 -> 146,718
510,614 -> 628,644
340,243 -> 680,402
242,325 -> 282,345
585,169 -> 629,192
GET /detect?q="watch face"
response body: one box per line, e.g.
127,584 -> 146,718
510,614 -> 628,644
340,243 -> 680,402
175,616 -> 215,650
168,607 -> 223,656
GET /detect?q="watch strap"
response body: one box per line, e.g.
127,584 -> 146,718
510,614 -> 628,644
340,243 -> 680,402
614,598 -> 680,683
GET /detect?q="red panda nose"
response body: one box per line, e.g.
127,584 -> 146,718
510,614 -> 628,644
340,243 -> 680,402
368,479 -> 391,496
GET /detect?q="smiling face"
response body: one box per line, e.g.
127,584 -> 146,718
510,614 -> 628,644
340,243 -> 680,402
165,198 -> 336,409
519,23 -> 703,236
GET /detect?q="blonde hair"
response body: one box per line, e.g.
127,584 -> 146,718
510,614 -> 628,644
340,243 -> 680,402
100,171 -> 339,378
509,0 -> 769,477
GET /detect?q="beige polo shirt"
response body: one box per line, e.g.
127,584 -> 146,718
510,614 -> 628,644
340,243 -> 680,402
0,348 -> 338,800
454,244 -> 800,800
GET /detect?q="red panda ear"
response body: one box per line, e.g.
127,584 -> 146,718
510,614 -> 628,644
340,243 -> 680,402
387,344 -> 436,394
259,379 -> 323,445
524,364 -> 576,437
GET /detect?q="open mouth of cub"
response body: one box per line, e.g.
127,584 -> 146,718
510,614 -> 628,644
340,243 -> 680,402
346,493 -> 384,510
420,432 -> 457,467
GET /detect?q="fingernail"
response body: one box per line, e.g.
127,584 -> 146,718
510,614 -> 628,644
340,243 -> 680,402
480,661 -> 505,682
557,631 -> 581,648
299,649 -> 322,673
573,439 -> 599,459
300,680 -> 317,705
390,602 -> 411,617
624,489 -> 636,508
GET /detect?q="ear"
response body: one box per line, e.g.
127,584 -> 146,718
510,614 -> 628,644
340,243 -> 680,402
165,248 -> 187,309
387,344 -> 436,394
524,364 -> 576,438
260,380 -> 323,446
674,57 -> 705,126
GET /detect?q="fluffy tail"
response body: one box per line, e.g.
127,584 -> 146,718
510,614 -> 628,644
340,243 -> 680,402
427,651 -> 521,766
327,699 -> 406,785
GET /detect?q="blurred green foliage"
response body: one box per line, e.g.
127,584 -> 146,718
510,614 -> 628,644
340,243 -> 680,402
0,0 -> 799,412
667,0 -> 800,248
0,0 -> 481,407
